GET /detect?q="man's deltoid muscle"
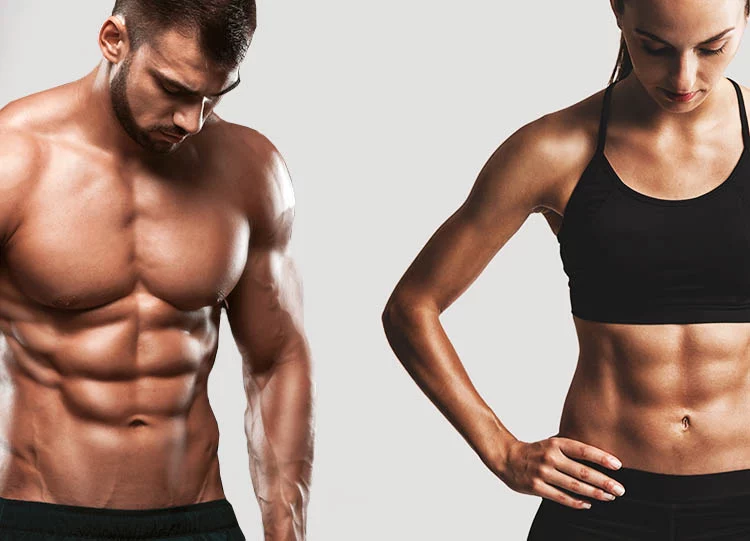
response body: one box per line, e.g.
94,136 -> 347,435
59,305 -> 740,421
0,1 -> 313,539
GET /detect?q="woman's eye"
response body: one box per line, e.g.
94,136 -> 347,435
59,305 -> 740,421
643,45 -> 670,56
700,45 -> 727,56
642,43 -> 727,57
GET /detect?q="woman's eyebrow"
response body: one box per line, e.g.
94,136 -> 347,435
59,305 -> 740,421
634,27 -> 735,46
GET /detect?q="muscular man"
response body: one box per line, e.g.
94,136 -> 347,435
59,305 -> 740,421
0,1 -> 313,540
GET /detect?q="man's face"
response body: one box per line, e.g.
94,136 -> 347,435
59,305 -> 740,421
110,28 -> 241,154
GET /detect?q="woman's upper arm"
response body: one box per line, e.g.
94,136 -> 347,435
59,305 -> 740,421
391,112 -> 592,313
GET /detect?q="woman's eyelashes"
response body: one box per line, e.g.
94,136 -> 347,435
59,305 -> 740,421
701,44 -> 728,56
641,43 -> 728,57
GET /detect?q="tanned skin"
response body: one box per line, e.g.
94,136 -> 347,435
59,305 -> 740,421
0,14 -> 313,541
383,0 -> 750,513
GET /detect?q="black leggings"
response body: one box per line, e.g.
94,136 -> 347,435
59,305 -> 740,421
527,462 -> 750,541
0,497 -> 245,540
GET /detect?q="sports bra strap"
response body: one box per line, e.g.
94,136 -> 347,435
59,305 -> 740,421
729,78 -> 750,150
597,79 -> 749,153
595,83 -> 616,155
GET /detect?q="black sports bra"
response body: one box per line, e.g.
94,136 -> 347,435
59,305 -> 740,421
557,78 -> 750,324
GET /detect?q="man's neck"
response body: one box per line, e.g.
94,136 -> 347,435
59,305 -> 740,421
78,60 -> 150,160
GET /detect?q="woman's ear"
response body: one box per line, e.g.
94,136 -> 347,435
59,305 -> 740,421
610,0 -> 623,29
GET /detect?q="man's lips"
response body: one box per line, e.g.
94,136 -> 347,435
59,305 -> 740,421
160,131 -> 186,143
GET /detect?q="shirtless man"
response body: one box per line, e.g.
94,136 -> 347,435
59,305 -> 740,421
0,1 -> 313,540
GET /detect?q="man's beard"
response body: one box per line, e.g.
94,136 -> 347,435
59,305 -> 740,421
110,57 -> 177,154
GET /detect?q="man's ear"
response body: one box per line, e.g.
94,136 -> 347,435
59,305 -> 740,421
99,15 -> 130,64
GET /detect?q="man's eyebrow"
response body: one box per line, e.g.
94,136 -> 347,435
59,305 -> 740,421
635,27 -> 735,47
213,74 -> 241,97
152,70 -> 241,97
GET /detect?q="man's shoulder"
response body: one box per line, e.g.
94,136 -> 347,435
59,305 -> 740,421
0,83 -> 76,137
0,85 -> 82,234
0,86 -> 63,186
207,119 -> 294,225
0,121 -> 46,188
207,119 -> 284,171
0,124 -> 46,243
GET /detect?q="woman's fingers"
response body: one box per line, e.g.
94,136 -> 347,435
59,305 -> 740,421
543,465 -> 618,502
556,438 -> 623,471
554,456 -> 626,498
534,478 -> 593,509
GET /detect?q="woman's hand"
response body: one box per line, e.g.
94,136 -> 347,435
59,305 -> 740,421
498,437 -> 626,509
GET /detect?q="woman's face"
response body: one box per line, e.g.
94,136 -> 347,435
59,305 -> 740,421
615,0 -> 748,111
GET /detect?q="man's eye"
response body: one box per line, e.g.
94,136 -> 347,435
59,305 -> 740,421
161,84 -> 180,95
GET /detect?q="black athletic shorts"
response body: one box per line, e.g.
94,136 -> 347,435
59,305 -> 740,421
0,496 -> 245,540
527,461 -> 750,540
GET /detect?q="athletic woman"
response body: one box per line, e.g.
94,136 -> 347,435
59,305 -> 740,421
383,1 -> 750,539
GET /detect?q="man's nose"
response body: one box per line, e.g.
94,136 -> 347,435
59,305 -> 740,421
173,98 -> 209,136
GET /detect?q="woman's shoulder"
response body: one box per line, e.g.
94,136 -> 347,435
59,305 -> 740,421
493,87 -> 609,190
732,79 -> 750,117
515,88 -> 605,162
471,88 -> 611,216
732,79 -> 749,93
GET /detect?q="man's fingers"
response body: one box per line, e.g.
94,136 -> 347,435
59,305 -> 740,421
556,438 -> 623,470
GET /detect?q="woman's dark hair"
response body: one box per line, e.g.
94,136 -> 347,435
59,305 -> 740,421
111,0 -> 257,67
609,0 -> 750,84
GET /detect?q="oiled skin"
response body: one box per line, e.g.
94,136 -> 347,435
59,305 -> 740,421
563,319 -> 750,473
556,78 -> 750,474
383,75 -> 750,481
0,64 -> 313,517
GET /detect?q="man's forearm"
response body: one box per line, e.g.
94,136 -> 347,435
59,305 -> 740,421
244,353 -> 314,540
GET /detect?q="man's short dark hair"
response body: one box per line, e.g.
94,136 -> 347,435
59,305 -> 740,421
112,0 -> 257,67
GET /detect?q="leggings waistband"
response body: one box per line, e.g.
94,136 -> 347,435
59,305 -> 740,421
0,497 -> 239,538
586,461 -> 750,503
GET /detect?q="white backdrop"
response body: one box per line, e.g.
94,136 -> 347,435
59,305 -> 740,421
2,2 -> 750,540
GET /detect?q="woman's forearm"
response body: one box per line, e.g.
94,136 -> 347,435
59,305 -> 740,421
382,294 -> 517,476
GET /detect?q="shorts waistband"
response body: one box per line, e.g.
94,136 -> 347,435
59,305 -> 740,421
0,497 -> 239,538
586,461 -> 750,503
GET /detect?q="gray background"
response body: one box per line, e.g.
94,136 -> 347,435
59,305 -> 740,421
3,2 -> 750,540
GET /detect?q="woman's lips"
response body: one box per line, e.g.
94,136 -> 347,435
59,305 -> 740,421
662,89 -> 699,103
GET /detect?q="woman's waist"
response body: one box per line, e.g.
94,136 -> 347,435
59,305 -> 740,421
573,459 -> 750,504
559,383 -> 750,475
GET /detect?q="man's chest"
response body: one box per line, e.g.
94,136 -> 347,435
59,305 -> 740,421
2,162 -> 250,312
